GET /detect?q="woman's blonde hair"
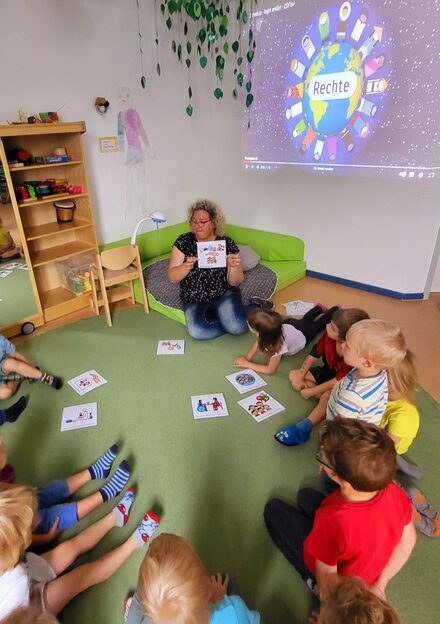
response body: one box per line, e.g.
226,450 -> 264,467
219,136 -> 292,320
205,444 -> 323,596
0,484 -> 36,574
346,319 -> 407,369
0,606 -> 59,624
387,349 -> 417,404
320,576 -> 401,624
138,533 -> 211,624
187,199 -> 225,236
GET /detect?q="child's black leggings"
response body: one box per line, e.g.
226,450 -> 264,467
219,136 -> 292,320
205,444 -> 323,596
282,305 -> 338,345
264,488 -> 326,581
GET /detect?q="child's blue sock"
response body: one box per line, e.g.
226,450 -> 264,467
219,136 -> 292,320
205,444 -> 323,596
89,444 -> 119,480
113,487 -> 135,527
133,510 -> 161,547
274,418 -> 313,446
99,460 -> 130,502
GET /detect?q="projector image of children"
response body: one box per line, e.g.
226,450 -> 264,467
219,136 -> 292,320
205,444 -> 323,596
234,305 -> 339,375
0,335 -> 63,399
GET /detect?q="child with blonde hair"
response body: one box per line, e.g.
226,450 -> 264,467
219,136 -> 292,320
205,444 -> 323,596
312,576 -> 401,624
0,483 -> 160,619
124,533 -> 260,624
0,605 -> 59,624
234,305 -> 338,375
0,334 -> 62,398
276,319 -> 408,446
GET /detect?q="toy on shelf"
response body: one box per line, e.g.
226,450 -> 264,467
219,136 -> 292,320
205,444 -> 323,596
54,199 -> 76,223
56,254 -> 93,295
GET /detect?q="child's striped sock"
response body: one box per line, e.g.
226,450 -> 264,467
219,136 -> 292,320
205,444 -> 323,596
99,460 -> 130,502
133,511 -> 160,547
89,444 -> 119,480
113,487 -> 135,527
39,372 -> 63,390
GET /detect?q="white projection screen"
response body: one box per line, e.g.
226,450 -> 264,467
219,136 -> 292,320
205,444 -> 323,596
242,0 -> 440,179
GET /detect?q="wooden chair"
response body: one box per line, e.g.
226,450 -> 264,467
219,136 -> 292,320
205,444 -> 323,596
90,245 -> 149,326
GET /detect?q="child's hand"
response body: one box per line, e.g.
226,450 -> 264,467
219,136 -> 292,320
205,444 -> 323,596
307,612 -> 320,624
301,387 -> 315,399
289,370 -> 305,390
209,573 -> 229,603
234,357 -> 249,368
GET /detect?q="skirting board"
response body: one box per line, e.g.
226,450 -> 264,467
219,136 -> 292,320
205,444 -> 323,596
306,270 -> 424,301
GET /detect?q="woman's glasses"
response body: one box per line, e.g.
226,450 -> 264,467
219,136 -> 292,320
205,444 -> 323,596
191,219 -> 211,226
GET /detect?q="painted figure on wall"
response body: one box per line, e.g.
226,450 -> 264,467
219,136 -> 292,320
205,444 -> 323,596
117,86 -> 154,219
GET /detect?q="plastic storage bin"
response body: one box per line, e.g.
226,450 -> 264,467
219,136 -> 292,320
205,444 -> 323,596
56,254 -> 94,295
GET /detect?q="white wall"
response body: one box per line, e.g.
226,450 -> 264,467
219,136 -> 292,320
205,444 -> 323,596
2,0 -> 440,295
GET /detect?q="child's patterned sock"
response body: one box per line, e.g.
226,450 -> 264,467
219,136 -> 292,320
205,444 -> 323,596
89,444 -> 119,480
99,460 -> 130,502
274,418 -> 313,446
113,487 -> 135,527
132,511 -> 160,547
0,395 -> 29,425
39,372 -> 63,390
412,509 -> 440,538
403,485 -> 437,520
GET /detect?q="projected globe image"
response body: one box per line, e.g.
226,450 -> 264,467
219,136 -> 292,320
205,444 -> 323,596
303,42 -> 363,135
285,2 -> 389,163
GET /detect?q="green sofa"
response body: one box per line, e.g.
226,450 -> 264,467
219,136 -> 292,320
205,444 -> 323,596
102,222 -> 306,324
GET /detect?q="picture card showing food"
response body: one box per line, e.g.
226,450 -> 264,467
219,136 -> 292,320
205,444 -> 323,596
225,369 -> 267,394
68,370 -> 107,396
197,240 -> 226,268
237,391 -> 285,423
191,393 -> 229,419
61,402 -> 97,431
157,340 -> 185,355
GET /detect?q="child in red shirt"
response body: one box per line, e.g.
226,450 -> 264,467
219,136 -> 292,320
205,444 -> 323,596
265,418 -> 416,598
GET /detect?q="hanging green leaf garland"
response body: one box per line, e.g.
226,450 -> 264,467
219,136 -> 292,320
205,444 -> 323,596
154,0 -> 257,116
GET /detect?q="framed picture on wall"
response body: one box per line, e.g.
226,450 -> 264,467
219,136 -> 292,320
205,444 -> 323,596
99,136 -> 119,153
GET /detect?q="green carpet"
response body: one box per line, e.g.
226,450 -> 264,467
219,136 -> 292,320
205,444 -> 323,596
0,259 -> 37,325
3,308 -> 439,623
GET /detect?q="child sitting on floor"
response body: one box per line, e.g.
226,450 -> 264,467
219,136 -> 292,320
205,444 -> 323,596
380,355 -> 439,537
0,222 -> 20,261
0,437 -> 131,542
289,307 -> 369,396
0,483 -> 160,619
124,533 -> 260,624
313,576 -> 401,624
265,418 -> 416,600
0,335 -> 62,400
234,305 -> 338,375
275,319 -> 408,446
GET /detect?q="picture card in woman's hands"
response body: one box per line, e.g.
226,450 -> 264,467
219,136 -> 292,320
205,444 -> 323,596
61,402 -> 97,431
225,369 -> 267,394
197,240 -> 226,268
191,393 -> 228,419
68,370 -> 107,395
238,391 -> 285,422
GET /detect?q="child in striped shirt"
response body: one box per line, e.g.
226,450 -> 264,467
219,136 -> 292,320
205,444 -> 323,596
276,319 -> 408,446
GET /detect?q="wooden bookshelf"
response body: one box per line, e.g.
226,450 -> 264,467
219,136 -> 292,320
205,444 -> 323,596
0,122 -> 98,326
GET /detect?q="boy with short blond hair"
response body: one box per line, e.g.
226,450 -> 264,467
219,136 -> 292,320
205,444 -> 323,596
124,533 -> 260,624
265,418 -> 416,598
276,319 -> 407,446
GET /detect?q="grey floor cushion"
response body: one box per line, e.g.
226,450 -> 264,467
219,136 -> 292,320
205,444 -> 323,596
143,259 -> 277,309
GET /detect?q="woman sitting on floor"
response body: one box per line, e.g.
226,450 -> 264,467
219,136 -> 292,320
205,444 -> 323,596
168,199 -> 249,340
